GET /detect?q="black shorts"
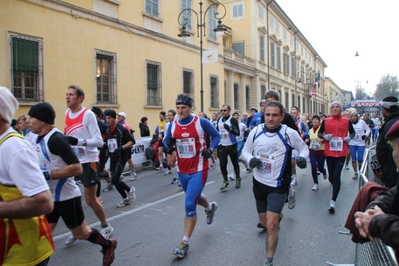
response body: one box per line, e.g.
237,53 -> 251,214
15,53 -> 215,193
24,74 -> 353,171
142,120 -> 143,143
46,196 -> 85,229
252,177 -> 288,214
75,162 -> 100,187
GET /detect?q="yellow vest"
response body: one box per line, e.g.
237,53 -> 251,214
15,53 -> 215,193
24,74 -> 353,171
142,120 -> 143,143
308,126 -> 325,151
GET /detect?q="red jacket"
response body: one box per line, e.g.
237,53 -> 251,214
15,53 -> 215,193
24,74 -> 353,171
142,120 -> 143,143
323,115 -> 350,157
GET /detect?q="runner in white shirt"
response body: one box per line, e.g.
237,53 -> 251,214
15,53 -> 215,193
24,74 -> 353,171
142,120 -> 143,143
371,113 -> 381,143
349,112 -> 370,179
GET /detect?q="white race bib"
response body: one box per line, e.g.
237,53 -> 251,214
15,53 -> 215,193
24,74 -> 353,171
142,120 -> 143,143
72,146 -> 88,160
258,153 -> 275,177
310,141 -> 320,151
107,138 -> 118,153
329,137 -> 343,151
220,128 -> 229,140
176,138 -> 196,158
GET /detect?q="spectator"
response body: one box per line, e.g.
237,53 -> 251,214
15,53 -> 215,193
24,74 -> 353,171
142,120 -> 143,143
376,96 -> 399,188
155,111 -> 167,134
139,117 -> 150,137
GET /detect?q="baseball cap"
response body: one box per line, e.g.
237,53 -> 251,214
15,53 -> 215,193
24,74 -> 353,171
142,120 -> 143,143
117,112 -> 126,118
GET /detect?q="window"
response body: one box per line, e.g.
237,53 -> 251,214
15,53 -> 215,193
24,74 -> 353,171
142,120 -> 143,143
145,0 -> 159,17
261,84 -> 266,99
208,7 -> 217,41
232,3 -> 244,19
210,76 -> 219,109
270,42 -> 275,67
232,41 -> 245,55
283,29 -> 287,43
246,85 -> 250,111
146,61 -> 162,106
181,0 -> 192,30
303,98 -> 306,113
259,35 -> 265,62
276,46 -> 281,71
183,70 -> 193,96
269,16 -> 275,32
10,34 -> 43,101
292,93 -> 295,108
285,91 -> 289,110
298,95 -> 301,111
96,51 -> 117,104
283,53 -> 290,75
275,21 -> 280,36
258,6 -> 264,21
291,57 -> 296,78
234,83 -> 239,110
290,34 -> 294,48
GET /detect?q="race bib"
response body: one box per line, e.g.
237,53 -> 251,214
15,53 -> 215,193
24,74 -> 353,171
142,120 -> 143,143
310,141 -> 320,151
356,130 -> 361,139
258,153 -> 275,176
72,146 -> 88,160
220,128 -> 229,140
107,138 -> 118,153
329,137 -> 343,151
176,138 -> 196,158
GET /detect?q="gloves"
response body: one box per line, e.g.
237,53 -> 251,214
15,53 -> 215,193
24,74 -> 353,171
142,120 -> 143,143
361,135 -> 366,140
344,136 -> 351,143
43,171 -> 52,180
296,156 -> 307,169
323,134 -> 333,141
166,137 -> 176,147
201,149 -> 213,159
249,157 -> 262,169
67,136 -> 79,146
223,123 -> 231,131
113,147 -> 123,155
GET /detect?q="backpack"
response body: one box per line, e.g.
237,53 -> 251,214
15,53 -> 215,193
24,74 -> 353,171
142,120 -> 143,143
145,146 -> 156,161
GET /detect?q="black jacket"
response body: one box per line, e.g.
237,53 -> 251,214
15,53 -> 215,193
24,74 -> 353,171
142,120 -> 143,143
376,110 -> 399,187
106,123 -> 136,161
139,123 -> 150,137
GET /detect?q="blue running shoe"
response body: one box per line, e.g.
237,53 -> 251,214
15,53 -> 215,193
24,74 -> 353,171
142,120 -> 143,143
205,202 -> 218,225
172,241 -> 189,258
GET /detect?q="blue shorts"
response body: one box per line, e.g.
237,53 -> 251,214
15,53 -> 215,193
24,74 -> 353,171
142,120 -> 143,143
349,145 -> 365,163
178,170 -> 208,217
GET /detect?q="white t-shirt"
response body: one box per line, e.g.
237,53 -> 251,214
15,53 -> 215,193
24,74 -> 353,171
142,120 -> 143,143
371,117 -> 381,129
236,122 -> 247,142
0,128 -> 49,197
349,119 -> 371,146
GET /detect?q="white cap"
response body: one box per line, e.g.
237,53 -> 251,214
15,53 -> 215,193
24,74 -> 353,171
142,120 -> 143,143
117,112 -> 126,118
0,86 -> 19,123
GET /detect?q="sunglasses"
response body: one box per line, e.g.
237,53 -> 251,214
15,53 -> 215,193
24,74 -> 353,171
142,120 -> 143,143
220,109 -> 228,112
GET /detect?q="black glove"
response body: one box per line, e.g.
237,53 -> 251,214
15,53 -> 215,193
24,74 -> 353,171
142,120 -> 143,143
166,137 -> 176,147
113,147 -> 123,155
43,171 -> 52,180
223,123 -> 231,131
296,156 -> 307,169
249,157 -> 262,169
201,149 -> 213,159
67,136 -> 79,146
361,135 -> 366,140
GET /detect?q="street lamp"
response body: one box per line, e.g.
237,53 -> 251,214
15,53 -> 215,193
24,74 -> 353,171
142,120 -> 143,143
177,1 -> 227,112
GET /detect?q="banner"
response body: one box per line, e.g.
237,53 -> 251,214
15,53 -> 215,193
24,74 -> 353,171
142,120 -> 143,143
202,49 -> 218,64
130,136 -> 153,164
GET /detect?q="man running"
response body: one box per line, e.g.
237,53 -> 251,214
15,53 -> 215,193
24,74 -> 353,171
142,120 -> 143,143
64,85 -> 113,244
164,94 -> 220,259
27,102 -> 117,266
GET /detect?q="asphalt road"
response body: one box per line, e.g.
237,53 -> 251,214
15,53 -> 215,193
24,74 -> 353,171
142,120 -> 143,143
49,160 -> 359,266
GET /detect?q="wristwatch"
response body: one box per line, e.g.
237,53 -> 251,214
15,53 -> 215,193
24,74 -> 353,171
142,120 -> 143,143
82,140 -> 87,146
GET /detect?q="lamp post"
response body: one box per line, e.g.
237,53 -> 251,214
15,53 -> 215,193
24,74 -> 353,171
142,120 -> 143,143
177,1 -> 227,112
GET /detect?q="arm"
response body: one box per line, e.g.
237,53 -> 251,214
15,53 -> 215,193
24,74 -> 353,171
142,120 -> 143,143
228,117 -> 240,136
163,121 -> 173,151
301,121 -> 309,138
200,118 -> 220,150
363,121 -> 371,137
348,120 -> 355,139
317,120 -> 326,138
80,111 -> 103,147
122,127 -> 136,148
242,127 -> 256,163
283,112 -> 299,132
289,128 -> 309,159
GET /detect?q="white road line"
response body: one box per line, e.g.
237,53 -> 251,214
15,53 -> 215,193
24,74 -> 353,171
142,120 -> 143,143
53,180 -> 215,241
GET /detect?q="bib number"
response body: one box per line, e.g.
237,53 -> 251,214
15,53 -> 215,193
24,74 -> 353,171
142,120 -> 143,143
107,138 -> 118,153
176,138 -> 196,158
329,137 -> 343,151
310,141 -> 320,151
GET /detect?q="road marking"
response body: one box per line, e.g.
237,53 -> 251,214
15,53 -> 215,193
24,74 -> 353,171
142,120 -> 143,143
53,180 -> 215,241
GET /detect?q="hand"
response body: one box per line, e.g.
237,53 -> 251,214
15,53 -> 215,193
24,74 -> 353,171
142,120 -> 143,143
113,147 -> 123,155
201,149 -> 213,159
223,123 -> 231,131
249,157 -> 262,169
67,136 -> 79,146
296,156 -> 307,169
344,136 -> 351,143
43,171 -> 52,180
323,134 -> 333,141
166,137 -> 176,147
361,135 -> 367,140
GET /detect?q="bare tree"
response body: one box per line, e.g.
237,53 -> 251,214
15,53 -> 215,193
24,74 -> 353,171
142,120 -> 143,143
355,82 -> 368,100
374,74 -> 399,100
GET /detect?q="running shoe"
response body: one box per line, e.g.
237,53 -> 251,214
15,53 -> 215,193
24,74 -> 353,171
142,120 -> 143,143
257,222 -> 266,230
100,224 -> 114,240
329,200 -> 336,214
155,166 -> 163,171
263,260 -> 273,266
345,164 -> 350,170
102,238 -> 117,266
290,177 -> 298,186
128,187 -> 136,202
311,184 -> 319,191
352,173 -> 358,179
235,178 -> 241,188
205,202 -> 218,225
323,173 -> 328,180
164,169 -> 172,175
129,172 -> 138,181
246,168 -> 252,173
171,178 -> 179,184
117,198 -> 130,208
65,234 -> 76,246
288,190 -> 296,209
102,184 -> 115,192
220,181 -> 230,190
228,173 -> 236,181
172,241 -> 190,258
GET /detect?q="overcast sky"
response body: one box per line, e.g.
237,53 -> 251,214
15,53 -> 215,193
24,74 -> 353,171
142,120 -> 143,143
275,0 -> 399,97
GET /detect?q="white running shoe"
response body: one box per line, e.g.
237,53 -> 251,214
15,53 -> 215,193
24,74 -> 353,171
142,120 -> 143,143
288,190 -> 296,209
345,164 -> 350,170
129,172 -> 138,181
290,178 -> 298,186
100,224 -> 114,240
65,234 -> 77,246
311,184 -> 319,191
117,198 -> 130,208
329,200 -> 336,213
128,187 -> 136,202
164,170 -> 172,175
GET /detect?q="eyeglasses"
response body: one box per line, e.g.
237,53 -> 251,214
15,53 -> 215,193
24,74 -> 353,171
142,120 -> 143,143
220,109 -> 228,112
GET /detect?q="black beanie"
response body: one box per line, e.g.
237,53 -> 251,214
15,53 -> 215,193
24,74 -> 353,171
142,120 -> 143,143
28,102 -> 55,125
91,107 -> 103,119
104,109 -> 117,119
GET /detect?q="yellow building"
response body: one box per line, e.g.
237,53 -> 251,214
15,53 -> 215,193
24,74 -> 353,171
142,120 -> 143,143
1,0 -> 331,131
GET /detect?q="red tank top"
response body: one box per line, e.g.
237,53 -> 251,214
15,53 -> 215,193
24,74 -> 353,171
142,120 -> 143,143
64,108 -> 88,136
